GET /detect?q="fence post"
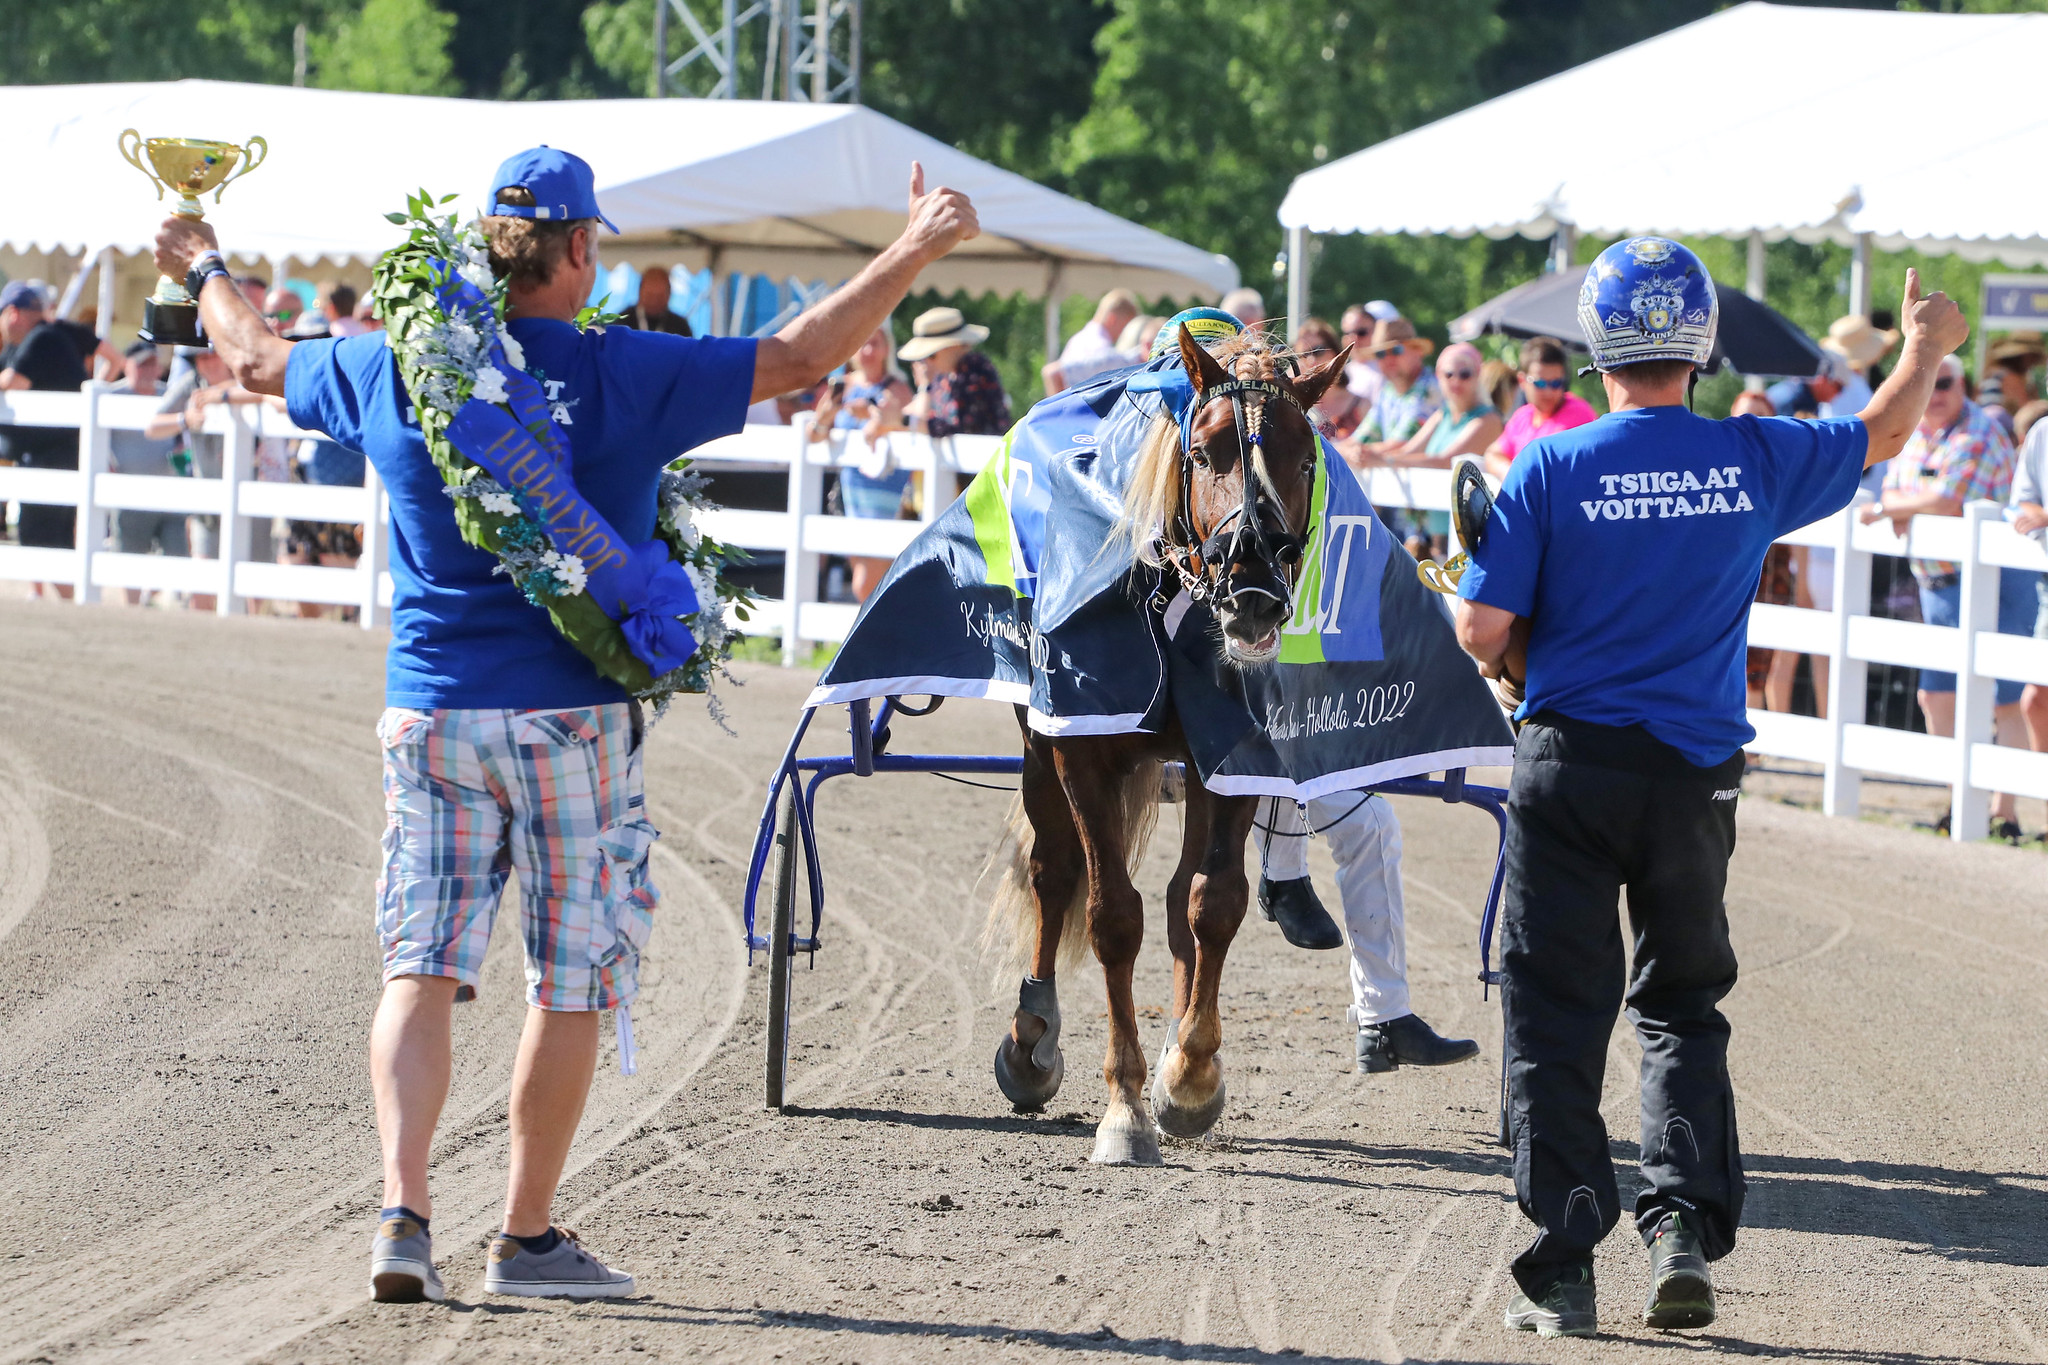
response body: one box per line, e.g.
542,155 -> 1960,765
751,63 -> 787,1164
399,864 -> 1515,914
1949,499 -> 2000,841
781,416 -> 822,666
74,383 -> 108,605
219,406 -> 253,616
359,461 -> 386,630
918,434 -> 946,527
1823,500 -> 1870,818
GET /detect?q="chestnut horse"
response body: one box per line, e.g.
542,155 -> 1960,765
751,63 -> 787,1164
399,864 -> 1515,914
982,325 -> 1348,1165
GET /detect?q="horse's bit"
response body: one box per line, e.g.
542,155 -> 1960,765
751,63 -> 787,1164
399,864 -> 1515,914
1165,374 -> 1308,607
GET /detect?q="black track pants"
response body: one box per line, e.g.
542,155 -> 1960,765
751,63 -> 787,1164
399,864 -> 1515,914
1500,712 -> 1747,1296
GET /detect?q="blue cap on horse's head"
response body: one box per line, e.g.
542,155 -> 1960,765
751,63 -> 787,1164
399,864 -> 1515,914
1151,306 -> 1244,360
486,146 -> 620,233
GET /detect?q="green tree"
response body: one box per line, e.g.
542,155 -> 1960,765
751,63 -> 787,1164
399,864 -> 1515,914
312,0 -> 459,93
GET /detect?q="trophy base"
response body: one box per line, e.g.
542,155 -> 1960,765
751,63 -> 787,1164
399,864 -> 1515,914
140,297 -> 205,348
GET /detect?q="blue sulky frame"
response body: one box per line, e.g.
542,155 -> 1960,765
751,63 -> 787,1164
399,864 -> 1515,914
743,696 -> 1514,1140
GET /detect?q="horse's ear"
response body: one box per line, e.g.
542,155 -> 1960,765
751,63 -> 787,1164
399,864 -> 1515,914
1177,323 -> 1230,397
1291,342 -> 1352,408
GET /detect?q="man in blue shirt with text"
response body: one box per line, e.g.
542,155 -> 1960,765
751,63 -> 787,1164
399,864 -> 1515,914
153,147 -> 978,1303
1454,239 -> 1967,1337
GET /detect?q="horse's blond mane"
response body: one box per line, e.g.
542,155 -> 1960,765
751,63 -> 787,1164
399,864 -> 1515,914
1118,331 -> 1297,568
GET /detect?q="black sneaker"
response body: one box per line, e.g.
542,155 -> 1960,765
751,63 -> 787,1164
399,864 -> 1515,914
1356,1012 -> 1481,1073
1505,1267 -> 1596,1337
1256,876 -> 1344,950
1991,818 -> 2024,846
1644,1213 -> 1715,1330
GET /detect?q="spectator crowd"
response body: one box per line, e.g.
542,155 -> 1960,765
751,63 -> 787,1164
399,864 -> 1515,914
4,255 -> 2043,842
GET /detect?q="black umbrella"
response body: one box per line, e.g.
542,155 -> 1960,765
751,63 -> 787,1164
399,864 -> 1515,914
1448,270 -> 1823,379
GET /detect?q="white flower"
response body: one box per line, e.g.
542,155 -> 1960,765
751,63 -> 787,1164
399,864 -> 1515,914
472,365 -> 509,404
499,332 -> 525,371
463,233 -> 492,268
478,489 -> 520,517
667,504 -> 701,552
459,260 -> 496,294
552,552 -> 588,595
683,561 -> 719,618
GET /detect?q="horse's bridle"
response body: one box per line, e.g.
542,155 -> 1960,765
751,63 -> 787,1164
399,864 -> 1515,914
1165,373 -> 1310,607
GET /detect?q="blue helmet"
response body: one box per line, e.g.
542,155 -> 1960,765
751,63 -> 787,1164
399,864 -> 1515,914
1576,236 -> 1718,372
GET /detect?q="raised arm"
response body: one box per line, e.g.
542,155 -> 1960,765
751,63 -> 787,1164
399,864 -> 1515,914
751,163 -> 978,403
1858,269 -> 1969,470
151,218 -> 294,397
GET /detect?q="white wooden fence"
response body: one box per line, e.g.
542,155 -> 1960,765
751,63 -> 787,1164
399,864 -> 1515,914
4,388 -> 2044,842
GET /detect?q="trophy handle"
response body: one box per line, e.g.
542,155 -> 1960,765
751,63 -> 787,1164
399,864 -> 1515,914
218,135 -> 269,202
117,128 -> 165,201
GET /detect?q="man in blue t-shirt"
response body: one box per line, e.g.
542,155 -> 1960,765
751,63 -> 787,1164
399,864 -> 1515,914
153,145 -> 979,1305
1453,238 -> 1968,1339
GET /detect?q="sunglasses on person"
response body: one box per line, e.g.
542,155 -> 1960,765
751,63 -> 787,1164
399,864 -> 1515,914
1298,344 -> 1335,360
1933,375 -> 1958,392
1371,343 -> 1409,359
1526,376 -> 1569,391
1439,367 -> 1476,381
1343,326 -> 1374,338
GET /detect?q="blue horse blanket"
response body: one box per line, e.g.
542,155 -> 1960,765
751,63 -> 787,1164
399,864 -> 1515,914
806,357 -> 1513,799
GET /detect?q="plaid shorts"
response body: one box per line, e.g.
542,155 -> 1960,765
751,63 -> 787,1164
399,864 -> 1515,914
376,703 -> 659,1011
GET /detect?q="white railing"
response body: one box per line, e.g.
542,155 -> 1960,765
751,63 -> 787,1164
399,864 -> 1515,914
0,386 -> 388,620
7,391 -> 2042,842
1361,463 -> 2048,845
0,388 -> 999,647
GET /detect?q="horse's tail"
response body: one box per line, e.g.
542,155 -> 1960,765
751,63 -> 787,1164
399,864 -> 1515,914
979,759 -> 1164,988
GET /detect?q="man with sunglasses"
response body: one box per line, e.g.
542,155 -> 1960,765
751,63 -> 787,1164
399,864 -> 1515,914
1339,301 -> 1400,407
1452,237 -> 1969,1338
1484,335 -> 1597,480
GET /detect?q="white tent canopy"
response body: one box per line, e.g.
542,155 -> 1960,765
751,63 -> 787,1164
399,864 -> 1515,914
3,79 -> 1236,303
1281,3 -> 2048,268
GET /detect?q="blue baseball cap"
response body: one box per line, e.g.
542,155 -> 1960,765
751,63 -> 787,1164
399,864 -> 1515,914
0,280 -> 48,311
485,146 -> 619,232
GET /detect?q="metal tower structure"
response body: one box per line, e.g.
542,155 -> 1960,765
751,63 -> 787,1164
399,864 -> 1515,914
654,0 -> 861,103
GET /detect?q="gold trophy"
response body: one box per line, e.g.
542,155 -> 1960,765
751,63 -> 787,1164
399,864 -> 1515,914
118,129 -> 267,346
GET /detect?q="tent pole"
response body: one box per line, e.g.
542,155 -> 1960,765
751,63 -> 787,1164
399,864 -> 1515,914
1744,231 -> 1766,301
95,247 -> 118,339
1849,232 -> 1872,318
1285,226 -> 1310,337
1043,263 -> 1064,368
1549,225 -> 1577,275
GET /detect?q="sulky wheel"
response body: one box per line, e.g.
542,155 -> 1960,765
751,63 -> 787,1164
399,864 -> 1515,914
765,782 -> 798,1113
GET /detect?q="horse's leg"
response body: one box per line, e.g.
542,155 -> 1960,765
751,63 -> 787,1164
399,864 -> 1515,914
1153,777 -> 1253,1139
1056,739 -> 1160,1167
994,733 -> 1079,1110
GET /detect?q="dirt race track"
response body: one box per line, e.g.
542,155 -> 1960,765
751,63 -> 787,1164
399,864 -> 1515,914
4,598 -> 2048,1365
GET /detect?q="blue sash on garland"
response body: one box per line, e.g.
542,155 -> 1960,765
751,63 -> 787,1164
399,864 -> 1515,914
435,276 -> 701,676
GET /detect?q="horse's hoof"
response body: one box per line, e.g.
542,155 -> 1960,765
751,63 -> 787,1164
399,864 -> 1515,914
1152,1074 -> 1227,1139
994,1035 -> 1064,1111
1089,1116 -> 1163,1167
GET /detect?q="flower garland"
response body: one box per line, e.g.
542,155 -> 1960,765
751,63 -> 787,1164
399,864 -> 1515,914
371,191 -> 752,724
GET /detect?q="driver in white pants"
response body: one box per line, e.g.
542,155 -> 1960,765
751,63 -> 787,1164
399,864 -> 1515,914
1256,793 -> 1480,1072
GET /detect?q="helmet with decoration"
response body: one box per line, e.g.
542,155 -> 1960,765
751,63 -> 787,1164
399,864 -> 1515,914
1576,236 -> 1718,372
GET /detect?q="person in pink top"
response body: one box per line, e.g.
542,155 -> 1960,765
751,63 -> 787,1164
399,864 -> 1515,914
1484,335 -> 1599,479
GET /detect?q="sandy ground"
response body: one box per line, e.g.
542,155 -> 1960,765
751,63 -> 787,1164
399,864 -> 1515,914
3,597 -> 2047,1364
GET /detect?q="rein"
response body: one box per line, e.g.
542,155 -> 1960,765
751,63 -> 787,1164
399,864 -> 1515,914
1166,372 -> 1309,606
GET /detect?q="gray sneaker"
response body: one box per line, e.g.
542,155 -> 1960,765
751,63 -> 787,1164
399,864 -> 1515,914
1505,1267 -> 1597,1337
484,1227 -> 635,1300
1644,1213 -> 1716,1330
369,1213 -> 446,1303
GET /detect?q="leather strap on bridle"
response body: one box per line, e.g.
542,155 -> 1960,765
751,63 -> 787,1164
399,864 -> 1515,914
1166,374 -> 1309,604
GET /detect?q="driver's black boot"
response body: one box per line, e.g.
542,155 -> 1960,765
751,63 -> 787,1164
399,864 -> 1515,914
1356,1013 -> 1480,1073
1257,876 -> 1344,950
